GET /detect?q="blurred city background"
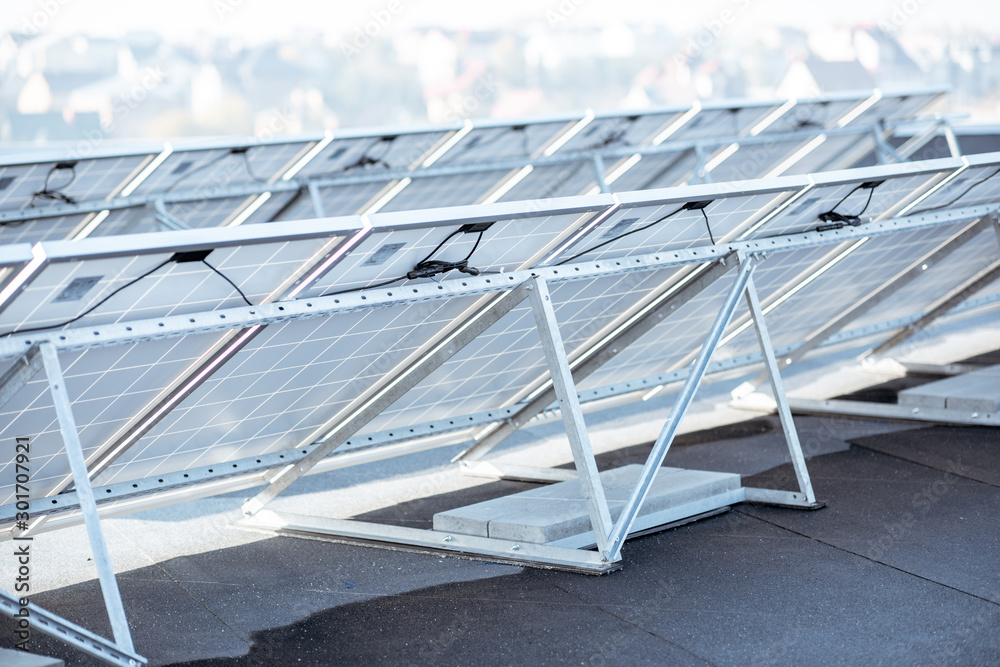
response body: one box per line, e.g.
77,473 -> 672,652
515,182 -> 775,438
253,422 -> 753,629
1,0 -> 998,145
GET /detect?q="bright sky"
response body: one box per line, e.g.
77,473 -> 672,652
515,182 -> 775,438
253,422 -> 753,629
4,0 -> 998,43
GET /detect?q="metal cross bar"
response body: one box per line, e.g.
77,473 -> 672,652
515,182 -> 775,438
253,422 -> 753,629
606,256 -> 757,560
527,276 -> 614,554
895,121 -> 947,159
942,122 -> 962,158
38,343 -> 136,655
241,279 -> 535,515
788,397 -> 1000,426
1,203 -> 994,364
456,258 -> 737,462
0,590 -> 145,666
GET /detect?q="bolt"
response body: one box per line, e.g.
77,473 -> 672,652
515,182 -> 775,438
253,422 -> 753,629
443,535 -> 453,542
512,544 -> 520,551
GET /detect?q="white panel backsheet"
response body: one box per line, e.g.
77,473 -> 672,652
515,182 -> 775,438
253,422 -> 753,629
0,234 -> 340,333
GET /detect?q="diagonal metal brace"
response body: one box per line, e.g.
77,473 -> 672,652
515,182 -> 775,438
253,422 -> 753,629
242,280 -> 535,515
527,276 -> 614,555
39,343 -> 137,656
606,256 -> 756,560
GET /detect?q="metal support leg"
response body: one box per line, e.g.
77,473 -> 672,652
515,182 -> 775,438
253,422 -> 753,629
39,343 -> 137,656
692,144 -> 709,184
242,280 -> 534,515
606,257 -> 756,560
151,198 -> 189,231
741,269 -> 817,504
307,182 -> 327,218
942,122 -> 962,158
527,276 -> 614,556
871,124 -> 905,164
592,154 -> 609,193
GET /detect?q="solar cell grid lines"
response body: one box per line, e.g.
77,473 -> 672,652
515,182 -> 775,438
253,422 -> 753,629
0,152 -> 994,515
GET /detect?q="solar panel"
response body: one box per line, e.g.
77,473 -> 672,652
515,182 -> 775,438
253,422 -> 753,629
0,94 -> 1000,667
125,141 -> 311,197
0,153 -> 152,213
0,90 -> 948,249
845,224 -> 1000,330
432,118 -> 571,165
2,150 -> 992,516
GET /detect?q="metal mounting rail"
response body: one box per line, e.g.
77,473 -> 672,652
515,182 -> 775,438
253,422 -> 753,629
0,202 -> 991,362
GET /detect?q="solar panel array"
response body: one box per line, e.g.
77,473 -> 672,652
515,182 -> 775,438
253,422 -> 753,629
0,144 -> 996,515
2,86 -> 999,665
0,89 -> 947,248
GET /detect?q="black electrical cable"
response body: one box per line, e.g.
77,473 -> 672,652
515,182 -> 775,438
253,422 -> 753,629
555,205 -> 687,266
590,128 -> 626,149
161,148 -> 270,225
0,258 -> 172,338
908,167 -> 1000,216
240,149 -> 272,184
29,163 -> 78,207
816,181 -> 879,229
458,127 -> 513,155
321,229 -> 487,297
322,275 -> 409,297
406,229 -> 485,279
202,259 -> 252,306
0,257 -> 255,338
342,137 -> 397,172
700,206 -> 716,245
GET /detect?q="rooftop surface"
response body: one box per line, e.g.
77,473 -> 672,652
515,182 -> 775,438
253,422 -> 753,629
1,391 -> 997,665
